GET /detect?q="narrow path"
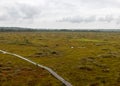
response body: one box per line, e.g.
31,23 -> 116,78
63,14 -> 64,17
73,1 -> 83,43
0,50 -> 72,86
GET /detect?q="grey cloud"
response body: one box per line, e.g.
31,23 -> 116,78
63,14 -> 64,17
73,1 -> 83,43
17,3 -> 40,19
58,15 -> 118,24
59,16 -> 83,23
98,15 -> 114,23
0,14 -> 8,21
84,16 -> 96,22
58,16 -> 96,23
0,3 -> 41,21
116,16 -> 120,24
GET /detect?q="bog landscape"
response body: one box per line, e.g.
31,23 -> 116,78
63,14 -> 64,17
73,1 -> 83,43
0,28 -> 120,86
1,0 -> 120,86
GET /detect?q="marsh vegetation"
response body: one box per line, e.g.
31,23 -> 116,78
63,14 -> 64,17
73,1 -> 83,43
0,32 -> 120,86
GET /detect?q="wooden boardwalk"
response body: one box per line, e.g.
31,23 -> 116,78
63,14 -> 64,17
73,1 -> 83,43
0,50 -> 72,86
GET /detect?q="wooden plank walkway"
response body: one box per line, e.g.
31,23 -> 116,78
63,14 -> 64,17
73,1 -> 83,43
0,50 -> 72,86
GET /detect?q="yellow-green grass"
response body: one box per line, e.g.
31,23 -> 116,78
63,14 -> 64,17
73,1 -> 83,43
0,32 -> 120,86
70,38 -> 105,43
0,53 -> 62,86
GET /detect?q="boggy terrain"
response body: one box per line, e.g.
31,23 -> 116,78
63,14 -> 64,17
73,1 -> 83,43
0,32 -> 120,86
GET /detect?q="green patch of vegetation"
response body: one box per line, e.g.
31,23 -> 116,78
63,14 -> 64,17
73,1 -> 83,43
71,38 -> 105,42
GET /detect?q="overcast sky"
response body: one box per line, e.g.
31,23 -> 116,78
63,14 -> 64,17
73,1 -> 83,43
0,0 -> 120,29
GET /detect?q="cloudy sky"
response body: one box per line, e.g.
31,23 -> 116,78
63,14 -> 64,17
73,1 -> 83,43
0,0 -> 120,29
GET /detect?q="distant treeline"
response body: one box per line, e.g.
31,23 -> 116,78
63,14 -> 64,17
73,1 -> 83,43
0,27 -> 120,32
0,27 -> 34,32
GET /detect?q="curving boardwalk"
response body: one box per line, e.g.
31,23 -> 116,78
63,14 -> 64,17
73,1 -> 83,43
0,50 -> 72,86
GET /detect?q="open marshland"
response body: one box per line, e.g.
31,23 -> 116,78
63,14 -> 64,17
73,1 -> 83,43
0,32 -> 120,86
